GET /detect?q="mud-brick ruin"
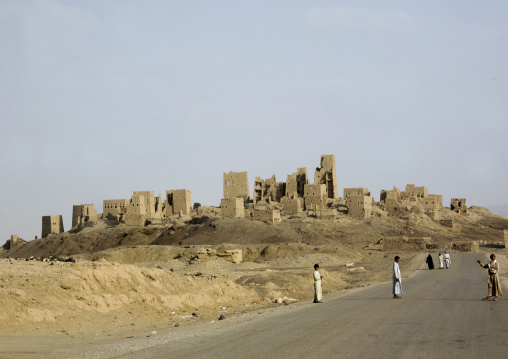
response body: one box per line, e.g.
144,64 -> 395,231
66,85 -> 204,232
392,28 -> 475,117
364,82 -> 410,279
218,154 -> 455,223
40,189 -> 192,238
41,215 -> 64,238
379,184 -> 445,219
220,155 -> 347,222
102,189 -> 192,226
451,198 -> 468,214
35,154 -> 473,240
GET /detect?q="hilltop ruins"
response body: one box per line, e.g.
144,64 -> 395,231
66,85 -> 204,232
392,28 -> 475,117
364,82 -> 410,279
10,154 -> 472,241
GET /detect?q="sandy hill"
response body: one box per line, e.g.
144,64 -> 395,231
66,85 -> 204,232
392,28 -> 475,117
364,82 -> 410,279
2,206 -> 507,260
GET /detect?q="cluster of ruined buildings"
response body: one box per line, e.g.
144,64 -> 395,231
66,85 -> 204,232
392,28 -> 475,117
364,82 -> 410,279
36,154 -> 469,238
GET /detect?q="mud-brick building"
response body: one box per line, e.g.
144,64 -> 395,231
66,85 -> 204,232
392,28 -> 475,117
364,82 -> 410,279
380,184 -> 443,216
103,199 -> 130,220
304,183 -> 327,210
72,204 -> 98,228
220,197 -> 245,218
451,198 -> 468,214
223,171 -> 250,200
345,193 -> 373,219
166,189 -> 192,215
41,215 -> 64,238
285,168 -> 308,199
254,175 -> 285,204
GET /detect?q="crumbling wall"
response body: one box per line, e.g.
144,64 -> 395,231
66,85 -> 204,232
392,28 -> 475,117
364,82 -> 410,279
254,175 -> 285,204
451,198 -> 468,214
2,235 -> 26,251
196,248 -> 242,263
440,219 -> 461,232
286,168 -> 308,198
72,204 -> 98,228
380,187 -> 402,214
41,215 -> 64,238
315,208 -> 337,219
251,209 -> 281,223
381,185 -> 443,217
224,171 -> 250,200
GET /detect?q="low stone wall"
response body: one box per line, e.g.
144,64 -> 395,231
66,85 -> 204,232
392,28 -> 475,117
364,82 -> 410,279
196,248 -> 242,263
382,236 -> 431,251
440,220 -> 461,232
315,208 -> 337,219
451,241 -> 479,252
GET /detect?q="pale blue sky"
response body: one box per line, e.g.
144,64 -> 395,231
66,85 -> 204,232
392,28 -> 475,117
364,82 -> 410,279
1,0 -> 507,241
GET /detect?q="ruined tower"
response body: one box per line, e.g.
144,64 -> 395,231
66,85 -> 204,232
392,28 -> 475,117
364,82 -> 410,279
72,204 -> 98,228
286,168 -> 308,199
314,154 -> 338,199
223,171 -> 250,200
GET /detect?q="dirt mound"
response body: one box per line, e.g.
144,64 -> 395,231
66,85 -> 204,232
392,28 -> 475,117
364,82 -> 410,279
0,258 -> 257,336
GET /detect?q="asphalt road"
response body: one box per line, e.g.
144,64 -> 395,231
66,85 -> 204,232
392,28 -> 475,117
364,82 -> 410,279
120,253 -> 507,359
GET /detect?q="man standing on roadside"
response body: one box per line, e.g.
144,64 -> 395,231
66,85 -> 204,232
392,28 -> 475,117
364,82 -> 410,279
477,254 -> 503,301
393,256 -> 403,299
313,264 -> 323,303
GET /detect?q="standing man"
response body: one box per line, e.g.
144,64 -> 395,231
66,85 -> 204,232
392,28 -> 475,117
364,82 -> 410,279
438,253 -> 444,269
313,264 -> 323,303
477,254 -> 503,301
444,251 -> 451,269
393,256 -> 403,299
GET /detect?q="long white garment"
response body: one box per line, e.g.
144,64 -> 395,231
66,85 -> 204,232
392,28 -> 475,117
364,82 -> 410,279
444,253 -> 451,268
393,261 -> 403,295
313,270 -> 322,302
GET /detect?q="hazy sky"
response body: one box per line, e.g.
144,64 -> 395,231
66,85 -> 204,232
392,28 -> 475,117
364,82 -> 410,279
1,0 -> 507,242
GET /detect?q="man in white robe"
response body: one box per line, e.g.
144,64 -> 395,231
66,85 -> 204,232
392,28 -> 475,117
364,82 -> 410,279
393,256 -> 402,299
444,251 -> 451,269
313,264 -> 323,303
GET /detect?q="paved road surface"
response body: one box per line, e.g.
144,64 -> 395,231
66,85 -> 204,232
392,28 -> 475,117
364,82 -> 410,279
119,253 -> 507,359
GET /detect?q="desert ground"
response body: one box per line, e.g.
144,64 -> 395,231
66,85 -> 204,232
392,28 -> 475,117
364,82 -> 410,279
1,206 -> 507,358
